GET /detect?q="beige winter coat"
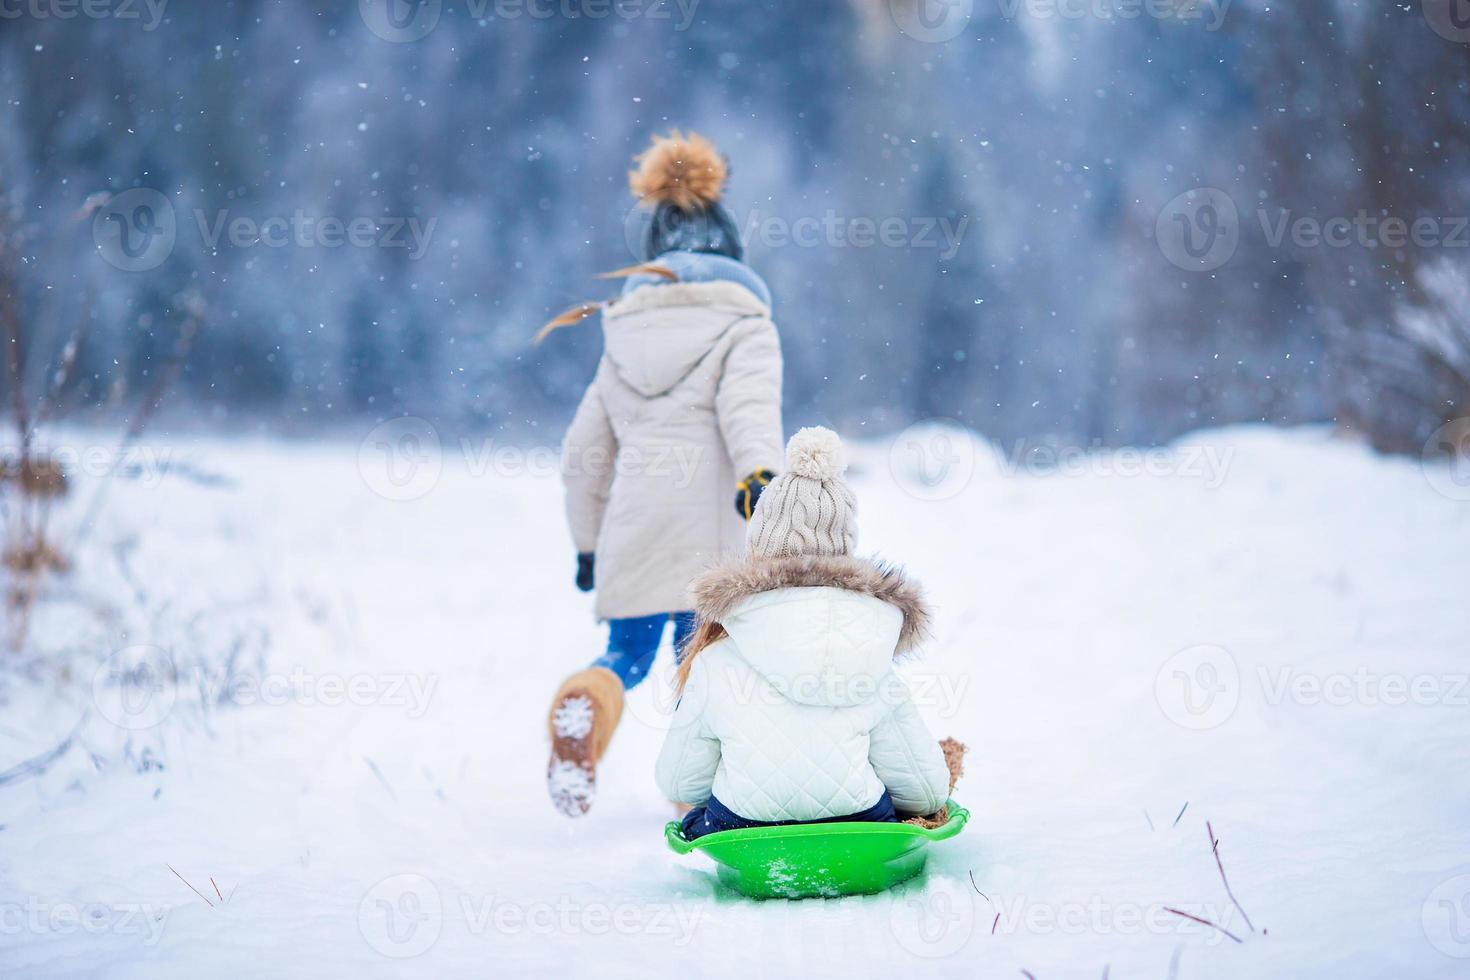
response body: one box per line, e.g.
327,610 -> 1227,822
561,280 -> 784,620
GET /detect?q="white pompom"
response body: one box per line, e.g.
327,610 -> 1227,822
785,426 -> 847,481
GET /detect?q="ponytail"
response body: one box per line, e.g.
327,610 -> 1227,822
534,263 -> 678,343
673,618 -> 726,696
534,302 -> 603,343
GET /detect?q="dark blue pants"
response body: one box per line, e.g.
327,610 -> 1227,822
592,612 -> 696,691
680,791 -> 900,841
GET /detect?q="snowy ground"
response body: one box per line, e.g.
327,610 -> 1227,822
2,422 -> 1468,979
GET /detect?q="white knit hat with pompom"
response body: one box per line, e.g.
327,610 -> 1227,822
747,426 -> 858,559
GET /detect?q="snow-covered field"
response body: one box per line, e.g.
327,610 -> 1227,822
2,423 -> 1468,978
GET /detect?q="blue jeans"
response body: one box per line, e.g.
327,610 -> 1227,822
592,612 -> 697,690
680,791 -> 900,841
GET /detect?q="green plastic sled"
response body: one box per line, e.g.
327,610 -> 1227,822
664,800 -> 969,900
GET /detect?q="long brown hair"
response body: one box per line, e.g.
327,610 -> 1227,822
674,618 -> 725,695
534,263 -> 677,343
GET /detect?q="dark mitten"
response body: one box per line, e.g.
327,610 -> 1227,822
575,552 -> 595,592
734,469 -> 776,520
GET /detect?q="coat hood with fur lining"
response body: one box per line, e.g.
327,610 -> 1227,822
690,554 -> 932,657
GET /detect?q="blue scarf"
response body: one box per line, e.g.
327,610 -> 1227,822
621,250 -> 772,309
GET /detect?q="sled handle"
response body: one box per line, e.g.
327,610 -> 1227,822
665,820 -> 697,855
921,801 -> 969,842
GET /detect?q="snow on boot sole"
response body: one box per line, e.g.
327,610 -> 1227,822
548,694 -> 598,817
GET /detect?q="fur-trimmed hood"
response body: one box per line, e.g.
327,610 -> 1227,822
687,555 -> 930,709
691,554 -> 932,656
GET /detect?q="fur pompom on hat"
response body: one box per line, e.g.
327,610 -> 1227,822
627,130 -> 744,263
784,425 -> 846,481
747,427 -> 858,559
628,130 -> 728,210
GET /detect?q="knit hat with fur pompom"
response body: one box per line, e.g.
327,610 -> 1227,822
628,130 -> 744,263
747,427 -> 858,559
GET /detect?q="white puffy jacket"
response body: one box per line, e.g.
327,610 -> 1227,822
655,555 -> 952,821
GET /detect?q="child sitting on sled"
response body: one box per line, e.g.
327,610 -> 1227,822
657,427 -> 952,838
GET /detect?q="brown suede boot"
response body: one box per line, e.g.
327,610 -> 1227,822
546,666 -> 624,817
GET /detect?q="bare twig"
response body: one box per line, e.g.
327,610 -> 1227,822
0,208 -> 31,450
363,756 -> 397,802
0,201 -> 93,651
1164,906 -> 1243,944
1173,801 -> 1189,827
1207,821 -> 1256,933
968,870 -> 988,900
167,864 -> 214,909
31,308 -> 92,434
0,199 -> 36,647
72,299 -> 203,550
121,301 -> 201,444
0,712 -> 87,786
211,877 -> 223,902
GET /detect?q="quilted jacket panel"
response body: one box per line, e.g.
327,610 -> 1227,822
655,586 -> 951,821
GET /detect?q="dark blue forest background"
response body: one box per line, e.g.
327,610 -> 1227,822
2,0 -> 1466,453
